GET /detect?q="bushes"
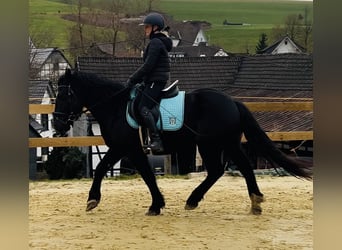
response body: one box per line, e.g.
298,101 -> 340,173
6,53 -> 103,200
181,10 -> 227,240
44,147 -> 86,180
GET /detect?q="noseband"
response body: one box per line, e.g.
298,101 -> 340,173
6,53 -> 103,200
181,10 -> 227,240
53,82 -> 129,126
53,85 -> 82,125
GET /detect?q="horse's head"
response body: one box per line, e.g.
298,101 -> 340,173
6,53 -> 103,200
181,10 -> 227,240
53,68 -> 84,136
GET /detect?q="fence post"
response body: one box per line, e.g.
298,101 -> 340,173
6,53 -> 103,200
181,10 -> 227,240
164,154 -> 172,175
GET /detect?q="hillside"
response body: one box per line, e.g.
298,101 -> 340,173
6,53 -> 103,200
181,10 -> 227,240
29,0 -> 313,58
159,0 -> 313,53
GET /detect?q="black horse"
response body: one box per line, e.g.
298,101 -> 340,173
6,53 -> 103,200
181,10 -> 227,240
53,69 -> 312,215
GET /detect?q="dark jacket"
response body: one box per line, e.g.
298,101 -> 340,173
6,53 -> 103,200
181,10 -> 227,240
129,32 -> 172,84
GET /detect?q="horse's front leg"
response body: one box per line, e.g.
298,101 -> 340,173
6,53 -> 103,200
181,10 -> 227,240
86,148 -> 120,211
128,150 -> 165,216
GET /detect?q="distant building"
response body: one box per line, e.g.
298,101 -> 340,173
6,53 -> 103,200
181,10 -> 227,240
168,20 -> 228,57
169,20 -> 210,47
170,42 -> 230,58
29,38 -> 71,81
260,35 -> 305,54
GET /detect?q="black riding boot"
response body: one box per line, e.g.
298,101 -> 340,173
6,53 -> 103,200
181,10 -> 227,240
141,109 -> 164,153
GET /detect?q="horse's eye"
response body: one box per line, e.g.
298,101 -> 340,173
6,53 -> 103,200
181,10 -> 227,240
57,91 -> 68,100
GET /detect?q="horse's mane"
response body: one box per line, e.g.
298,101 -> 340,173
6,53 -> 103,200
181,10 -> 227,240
74,71 -> 125,91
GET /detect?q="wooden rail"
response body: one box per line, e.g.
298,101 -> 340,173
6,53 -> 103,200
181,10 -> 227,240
29,102 -> 313,148
28,102 -> 313,114
29,104 -> 55,114
28,131 -> 313,148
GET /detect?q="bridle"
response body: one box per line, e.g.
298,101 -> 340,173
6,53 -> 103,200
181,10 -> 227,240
53,85 -> 82,127
53,82 -> 129,126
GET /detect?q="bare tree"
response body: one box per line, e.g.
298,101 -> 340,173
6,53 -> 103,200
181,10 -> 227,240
124,22 -> 146,56
64,0 -> 160,58
302,7 -> 313,52
284,14 -> 302,40
96,0 -> 126,57
146,0 -> 160,12
271,11 -> 313,52
74,0 -> 87,53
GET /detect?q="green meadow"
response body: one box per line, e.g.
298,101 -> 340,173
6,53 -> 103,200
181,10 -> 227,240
29,0 -> 74,48
29,0 -> 313,54
159,0 -> 313,52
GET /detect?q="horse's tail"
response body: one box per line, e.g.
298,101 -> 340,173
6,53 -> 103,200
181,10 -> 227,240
235,101 -> 312,180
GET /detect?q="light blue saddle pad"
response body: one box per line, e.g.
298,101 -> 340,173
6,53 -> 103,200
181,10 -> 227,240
126,91 -> 185,131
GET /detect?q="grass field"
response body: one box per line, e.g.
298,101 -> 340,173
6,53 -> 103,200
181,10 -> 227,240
159,0 -> 313,52
29,0 -> 313,54
29,0 -> 74,48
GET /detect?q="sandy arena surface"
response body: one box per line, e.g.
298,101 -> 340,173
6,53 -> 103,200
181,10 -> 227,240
29,175 -> 313,250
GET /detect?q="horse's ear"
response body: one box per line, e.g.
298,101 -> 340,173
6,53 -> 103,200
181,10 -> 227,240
65,68 -> 72,76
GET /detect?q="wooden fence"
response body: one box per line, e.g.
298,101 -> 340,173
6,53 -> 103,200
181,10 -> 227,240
28,102 -> 313,148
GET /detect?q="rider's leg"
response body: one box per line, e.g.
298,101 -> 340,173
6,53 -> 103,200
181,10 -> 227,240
138,82 -> 165,153
140,106 -> 164,153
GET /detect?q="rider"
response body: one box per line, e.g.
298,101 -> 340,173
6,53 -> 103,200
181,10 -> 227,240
126,12 -> 172,153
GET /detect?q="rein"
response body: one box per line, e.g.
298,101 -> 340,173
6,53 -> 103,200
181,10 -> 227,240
81,85 -> 128,114
54,83 -> 128,124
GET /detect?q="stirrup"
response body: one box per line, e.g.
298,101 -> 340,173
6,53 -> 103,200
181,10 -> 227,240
149,141 -> 164,154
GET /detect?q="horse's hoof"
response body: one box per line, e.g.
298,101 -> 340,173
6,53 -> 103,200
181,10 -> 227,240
250,193 -> 265,215
184,203 -> 197,210
145,209 -> 161,216
86,199 -> 99,211
251,206 -> 262,215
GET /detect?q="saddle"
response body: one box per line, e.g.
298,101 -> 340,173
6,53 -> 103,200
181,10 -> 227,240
127,80 -> 185,130
126,81 -> 185,152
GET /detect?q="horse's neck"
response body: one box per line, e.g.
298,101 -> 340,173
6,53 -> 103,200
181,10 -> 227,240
85,85 -> 127,124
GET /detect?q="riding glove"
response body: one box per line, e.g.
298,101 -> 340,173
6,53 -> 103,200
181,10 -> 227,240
126,79 -> 135,89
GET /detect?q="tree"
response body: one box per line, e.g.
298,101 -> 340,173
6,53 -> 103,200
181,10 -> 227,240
271,10 -> 313,53
255,33 -> 268,54
302,6 -> 313,52
74,0 -> 86,53
67,0 -> 90,61
284,14 -> 302,41
124,22 -> 146,56
146,0 -> 160,12
109,0 -> 127,56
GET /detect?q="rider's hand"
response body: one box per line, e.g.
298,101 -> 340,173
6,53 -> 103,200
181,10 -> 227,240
125,79 -> 135,89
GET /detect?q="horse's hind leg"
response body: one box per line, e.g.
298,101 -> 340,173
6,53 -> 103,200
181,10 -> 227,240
185,144 -> 224,210
229,145 -> 264,215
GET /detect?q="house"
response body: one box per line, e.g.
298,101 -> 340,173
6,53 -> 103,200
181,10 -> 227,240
223,53 -> 313,162
29,80 -> 56,175
169,42 -> 230,58
75,54 -> 313,171
167,20 -> 230,57
29,42 -> 72,81
28,79 -> 56,136
260,35 -> 306,54
29,120 -> 43,180
87,41 -> 142,58
169,20 -> 210,47
87,18 -> 220,58
28,79 -> 55,105
76,56 -> 241,91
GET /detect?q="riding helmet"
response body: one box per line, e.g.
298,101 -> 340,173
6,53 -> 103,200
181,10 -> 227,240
140,13 -> 165,30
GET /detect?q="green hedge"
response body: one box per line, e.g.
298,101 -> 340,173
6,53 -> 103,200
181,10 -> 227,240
44,147 -> 86,180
